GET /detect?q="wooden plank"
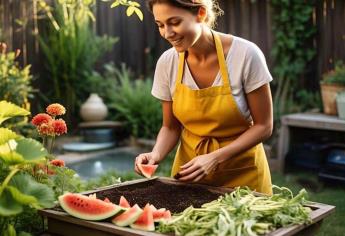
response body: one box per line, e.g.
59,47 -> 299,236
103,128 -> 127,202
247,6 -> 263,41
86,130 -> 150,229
281,113 -> 345,131
43,210 -> 164,236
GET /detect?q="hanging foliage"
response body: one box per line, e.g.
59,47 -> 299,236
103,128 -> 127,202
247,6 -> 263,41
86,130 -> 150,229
271,0 -> 318,119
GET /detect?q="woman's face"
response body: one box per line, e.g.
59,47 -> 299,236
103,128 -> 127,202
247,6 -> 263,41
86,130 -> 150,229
152,3 -> 203,52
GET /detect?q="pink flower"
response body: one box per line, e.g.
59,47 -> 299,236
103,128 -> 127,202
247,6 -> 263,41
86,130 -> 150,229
50,159 -> 65,167
46,103 -> 66,116
52,119 -> 67,136
31,113 -> 52,126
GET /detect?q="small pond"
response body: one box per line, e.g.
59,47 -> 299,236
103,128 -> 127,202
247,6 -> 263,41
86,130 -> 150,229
67,151 -> 137,180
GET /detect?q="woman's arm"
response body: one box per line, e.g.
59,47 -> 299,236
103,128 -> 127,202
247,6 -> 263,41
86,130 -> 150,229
178,84 -> 273,181
134,100 -> 181,174
152,100 -> 182,162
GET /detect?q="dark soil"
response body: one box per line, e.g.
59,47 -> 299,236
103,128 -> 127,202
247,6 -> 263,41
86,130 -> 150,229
96,180 -> 224,213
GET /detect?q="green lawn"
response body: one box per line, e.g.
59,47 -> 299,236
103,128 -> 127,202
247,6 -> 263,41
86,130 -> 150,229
271,171 -> 345,236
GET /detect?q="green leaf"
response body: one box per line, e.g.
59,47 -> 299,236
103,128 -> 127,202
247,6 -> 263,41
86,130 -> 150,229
0,189 -> 23,216
0,128 -> 19,145
126,6 -> 135,16
9,173 -> 55,208
3,224 -> 17,236
110,0 -> 120,8
0,101 -> 30,125
134,8 -> 143,21
6,186 -> 38,205
0,152 -> 24,165
15,138 -> 47,162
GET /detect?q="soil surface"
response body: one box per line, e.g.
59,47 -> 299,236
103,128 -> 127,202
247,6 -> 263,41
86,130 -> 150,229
96,180 -> 224,213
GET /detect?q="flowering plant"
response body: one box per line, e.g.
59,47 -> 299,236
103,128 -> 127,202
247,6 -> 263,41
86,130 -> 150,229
31,103 -> 67,153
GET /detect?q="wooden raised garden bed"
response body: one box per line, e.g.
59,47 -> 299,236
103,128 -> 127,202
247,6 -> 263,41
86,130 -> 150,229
39,177 -> 335,236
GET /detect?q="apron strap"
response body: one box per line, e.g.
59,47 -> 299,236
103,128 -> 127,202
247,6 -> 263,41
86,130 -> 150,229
213,32 -> 230,87
176,52 -> 185,87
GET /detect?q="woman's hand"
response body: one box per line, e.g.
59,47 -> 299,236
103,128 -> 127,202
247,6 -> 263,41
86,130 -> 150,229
134,151 -> 160,176
177,153 -> 219,182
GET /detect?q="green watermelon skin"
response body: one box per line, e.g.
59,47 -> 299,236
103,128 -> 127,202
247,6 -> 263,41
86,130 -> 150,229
58,193 -> 124,221
130,204 -> 155,231
112,204 -> 143,227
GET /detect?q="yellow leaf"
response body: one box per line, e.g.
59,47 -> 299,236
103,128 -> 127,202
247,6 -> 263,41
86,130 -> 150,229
110,0 -> 120,8
126,6 -> 135,17
130,1 -> 140,7
134,8 -> 143,21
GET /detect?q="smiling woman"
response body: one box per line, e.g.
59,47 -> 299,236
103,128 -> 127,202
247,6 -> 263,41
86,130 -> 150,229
134,0 -> 274,195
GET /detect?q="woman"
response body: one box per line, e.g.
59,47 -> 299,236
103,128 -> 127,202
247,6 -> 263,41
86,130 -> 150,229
134,0 -> 273,195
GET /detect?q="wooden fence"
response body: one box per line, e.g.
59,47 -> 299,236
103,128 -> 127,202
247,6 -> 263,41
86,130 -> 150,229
0,0 -> 344,84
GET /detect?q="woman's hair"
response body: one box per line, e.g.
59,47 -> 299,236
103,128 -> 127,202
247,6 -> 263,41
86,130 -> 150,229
146,0 -> 224,28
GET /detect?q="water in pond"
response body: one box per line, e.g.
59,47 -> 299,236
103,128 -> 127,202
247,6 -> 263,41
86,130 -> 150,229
67,151 -> 136,179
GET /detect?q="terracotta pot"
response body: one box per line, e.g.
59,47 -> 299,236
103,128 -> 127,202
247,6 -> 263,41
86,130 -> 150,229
320,83 -> 345,115
80,93 -> 108,121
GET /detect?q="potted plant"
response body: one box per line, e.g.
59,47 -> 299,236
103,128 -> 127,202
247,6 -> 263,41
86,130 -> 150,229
320,61 -> 345,115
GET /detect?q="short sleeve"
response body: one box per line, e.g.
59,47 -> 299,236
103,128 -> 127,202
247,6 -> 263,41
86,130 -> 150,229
151,52 -> 173,101
243,43 -> 273,93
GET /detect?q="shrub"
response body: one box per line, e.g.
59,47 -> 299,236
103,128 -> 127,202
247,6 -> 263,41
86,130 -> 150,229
322,61 -> 345,86
108,64 -> 162,139
36,0 -> 117,123
0,43 -> 34,111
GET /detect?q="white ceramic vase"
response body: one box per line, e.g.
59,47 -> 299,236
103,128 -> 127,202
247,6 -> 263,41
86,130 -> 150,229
80,93 -> 108,122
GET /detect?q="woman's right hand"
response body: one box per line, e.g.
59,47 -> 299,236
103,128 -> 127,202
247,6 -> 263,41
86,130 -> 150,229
134,151 -> 160,176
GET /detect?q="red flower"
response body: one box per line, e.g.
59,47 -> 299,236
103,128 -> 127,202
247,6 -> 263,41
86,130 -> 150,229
31,113 -> 53,126
37,122 -> 55,136
52,119 -> 67,136
46,103 -> 66,116
50,159 -> 65,167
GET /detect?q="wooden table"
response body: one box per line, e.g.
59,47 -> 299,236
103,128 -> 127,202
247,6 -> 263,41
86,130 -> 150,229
39,177 -> 335,236
277,113 -> 345,172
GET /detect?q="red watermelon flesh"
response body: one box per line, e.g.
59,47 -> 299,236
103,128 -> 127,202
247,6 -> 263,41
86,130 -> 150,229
152,208 -> 168,222
103,197 -> 111,203
119,196 -> 131,208
138,164 -> 158,178
163,210 -> 172,221
112,204 -> 143,227
58,193 -> 124,221
130,204 -> 155,231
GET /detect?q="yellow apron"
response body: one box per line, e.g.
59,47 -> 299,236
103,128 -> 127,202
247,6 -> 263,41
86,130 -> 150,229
171,32 -> 272,195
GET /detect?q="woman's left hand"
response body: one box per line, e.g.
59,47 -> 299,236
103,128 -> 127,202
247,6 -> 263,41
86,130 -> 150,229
177,153 -> 219,182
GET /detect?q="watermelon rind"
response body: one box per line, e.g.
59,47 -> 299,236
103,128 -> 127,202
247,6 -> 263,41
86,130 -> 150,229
112,204 -> 143,227
138,164 -> 158,178
130,204 -> 155,231
58,193 -> 125,221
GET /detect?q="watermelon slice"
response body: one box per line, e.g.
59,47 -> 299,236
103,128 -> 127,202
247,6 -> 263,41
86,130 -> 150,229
103,197 -> 111,203
130,204 -> 155,231
119,196 -> 131,208
149,204 -> 157,211
112,204 -> 143,227
58,193 -> 124,221
163,210 -> 172,221
152,208 -> 169,222
137,164 -> 158,178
